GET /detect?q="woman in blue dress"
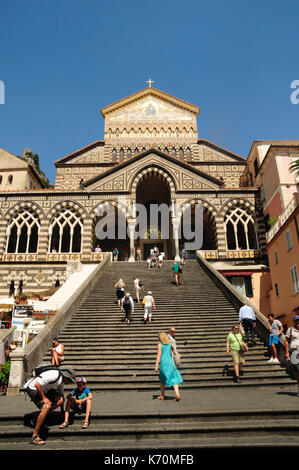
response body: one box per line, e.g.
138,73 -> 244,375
155,331 -> 183,401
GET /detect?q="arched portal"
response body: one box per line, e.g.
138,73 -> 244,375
93,202 -> 130,261
135,169 -> 173,259
178,203 -> 218,258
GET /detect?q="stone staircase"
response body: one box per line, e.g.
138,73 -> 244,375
1,259 -> 298,451
44,260 -> 293,391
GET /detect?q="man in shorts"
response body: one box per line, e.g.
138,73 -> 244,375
285,314 -> 299,396
24,367 -> 76,445
172,262 -> 182,286
267,314 -> 283,363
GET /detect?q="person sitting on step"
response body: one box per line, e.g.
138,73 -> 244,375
60,376 -> 93,429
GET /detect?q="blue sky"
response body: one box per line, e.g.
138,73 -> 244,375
0,0 -> 298,183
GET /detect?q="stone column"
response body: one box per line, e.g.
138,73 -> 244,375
172,217 -> 181,261
37,218 -> 50,261
128,219 -> 136,262
7,339 -> 25,396
81,216 -> 94,262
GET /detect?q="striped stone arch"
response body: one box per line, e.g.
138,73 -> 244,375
219,198 -> 256,219
47,201 -> 86,254
178,198 -> 219,250
92,199 -> 129,218
46,200 -> 88,221
178,198 -> 219,219
3,202 -> 44,254
220,198 -> 259,251
3,201 -> 44,221
130,165 -> 176,195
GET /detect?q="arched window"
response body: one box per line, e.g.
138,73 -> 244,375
134,148 -> 139,155
224,205 -> 258,250
6,209 -> 40,253
119,148 -> 124,161
49,208 -> 83,253
127,148 -> 132,158
179,148 -> 184,160
164,147 -> 169,154
171,147 -> 177,157
8,175 -> 13,184
186,147 -> 192,161
0,175 -> 2,184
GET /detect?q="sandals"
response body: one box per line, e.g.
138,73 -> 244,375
82,421 -> 89,429
173,396 -> 181,402
30,435 -> 46,445
157,395 -> 165,400
59,421 -> 69,429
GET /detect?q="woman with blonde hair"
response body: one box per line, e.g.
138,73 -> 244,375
155,331 -> 183,401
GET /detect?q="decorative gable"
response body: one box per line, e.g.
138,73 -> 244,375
85,150 -> 222,192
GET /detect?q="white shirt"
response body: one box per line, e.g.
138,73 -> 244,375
144,295 -> 154,308
54,343 -> 64,361
286,327 -> 299,350
239,305 -> 256,321
24,369 -> 64,394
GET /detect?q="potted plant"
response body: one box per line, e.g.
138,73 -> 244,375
0,360 -> 11,394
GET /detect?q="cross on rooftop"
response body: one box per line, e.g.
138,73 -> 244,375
146,78 -> 154,88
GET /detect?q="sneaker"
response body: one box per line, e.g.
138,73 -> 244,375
272,358 -> 280,364
267,358 -> 274,363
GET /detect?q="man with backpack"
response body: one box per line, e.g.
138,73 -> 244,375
121,292 -> 134,325
285,314 -> 299,396
23,365 -> 76,445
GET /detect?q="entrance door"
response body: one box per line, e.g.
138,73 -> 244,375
143,243 -> 164,260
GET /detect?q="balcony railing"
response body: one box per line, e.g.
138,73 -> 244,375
267,195 -> 298,243
1,252 -> 110,263
198,249 -> 260,260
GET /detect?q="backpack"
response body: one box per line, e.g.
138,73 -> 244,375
138,281 -> 143,288
31,364 -> 62,384
123,296 -> 131,308
23,363 -> 62,391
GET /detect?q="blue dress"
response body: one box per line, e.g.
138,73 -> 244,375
159,342 -> 183,387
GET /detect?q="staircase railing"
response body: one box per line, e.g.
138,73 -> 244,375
196,251 -> 286,360
7,253 -> 112,395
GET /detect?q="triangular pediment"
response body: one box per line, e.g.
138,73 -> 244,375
84,148 -> 223,192
101,87 -> 200,120
54,141 -> 105,165
197,140 -> 246,163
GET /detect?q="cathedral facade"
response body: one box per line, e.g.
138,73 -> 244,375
0,86 -> 265,297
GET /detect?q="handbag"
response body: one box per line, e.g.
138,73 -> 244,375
171,343 -> 181,368
233,333 -> 247,352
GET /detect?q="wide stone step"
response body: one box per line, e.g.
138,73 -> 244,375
1,418 -> 299,445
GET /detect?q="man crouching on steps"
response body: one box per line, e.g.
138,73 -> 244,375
24,368 -> 76,445
60,376 -> 93,429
